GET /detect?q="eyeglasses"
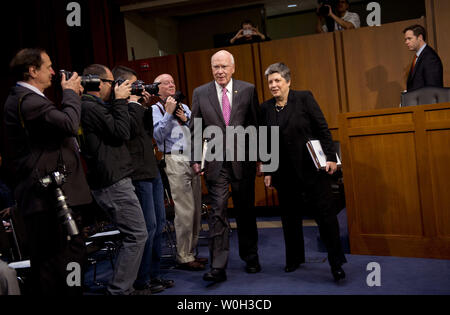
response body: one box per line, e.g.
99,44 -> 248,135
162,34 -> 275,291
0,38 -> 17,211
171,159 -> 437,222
100,78 -> 114,84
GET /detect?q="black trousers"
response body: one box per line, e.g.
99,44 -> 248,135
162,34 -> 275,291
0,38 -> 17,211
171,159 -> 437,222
205,163 -> 258,269
24,209 -> 86,295
275,170 -> 346,268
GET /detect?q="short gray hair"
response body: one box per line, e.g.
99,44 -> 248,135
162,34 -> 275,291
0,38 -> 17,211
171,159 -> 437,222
264,62 -> 291,82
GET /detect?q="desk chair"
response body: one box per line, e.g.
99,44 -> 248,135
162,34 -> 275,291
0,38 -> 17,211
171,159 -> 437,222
85,227 -> 121,286
401,86 -> 450,106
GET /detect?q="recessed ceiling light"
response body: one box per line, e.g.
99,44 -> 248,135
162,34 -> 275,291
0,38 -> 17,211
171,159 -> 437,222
288,4 -> 298,8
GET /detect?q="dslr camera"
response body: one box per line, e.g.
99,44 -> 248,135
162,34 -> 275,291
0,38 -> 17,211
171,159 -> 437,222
173,91 -> 187,124
38,171 -> 79,238
60,70 -> 101,92
115,79 -> 160,96
317,0 -> 338,17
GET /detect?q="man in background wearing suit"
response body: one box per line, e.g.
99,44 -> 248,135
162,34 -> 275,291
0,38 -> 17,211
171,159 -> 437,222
404,24 -> 443,92
190,50 -> 261,282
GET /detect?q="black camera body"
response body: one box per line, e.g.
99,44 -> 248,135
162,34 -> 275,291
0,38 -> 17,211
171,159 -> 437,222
60,70 -> 101,92
115,79 -> 160,96
38,171 -> 79,238
174,90 -> 185,113
318,0 -> 338,17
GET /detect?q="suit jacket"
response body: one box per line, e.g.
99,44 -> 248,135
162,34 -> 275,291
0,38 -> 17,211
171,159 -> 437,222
190,79 -> 260,181
261,89 -> 336,185
3,85 -> 92,216
407,45 -> 443,92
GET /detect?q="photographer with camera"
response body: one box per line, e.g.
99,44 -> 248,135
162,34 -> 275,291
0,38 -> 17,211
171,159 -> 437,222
230,20 -> 269,45
80,64 -> 149,295
3,48 -> 92,295
316,0 -> 360,33
152,74 -> 205,271
112,66 -> 173,293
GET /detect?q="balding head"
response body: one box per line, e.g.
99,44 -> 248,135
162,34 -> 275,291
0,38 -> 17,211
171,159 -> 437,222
154,73 -> 176,99
211,50 -> 235,87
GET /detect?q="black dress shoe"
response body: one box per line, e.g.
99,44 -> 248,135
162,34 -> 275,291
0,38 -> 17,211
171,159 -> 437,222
151,278 -> 175,289
284,263 -> 300,273
203,268 -> 227,282
331,266 -> 346,282
245,261 -> 261,273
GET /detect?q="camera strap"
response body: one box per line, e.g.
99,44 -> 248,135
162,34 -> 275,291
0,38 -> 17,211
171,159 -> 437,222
16,92 -> 46,181
156,103 -> 167,159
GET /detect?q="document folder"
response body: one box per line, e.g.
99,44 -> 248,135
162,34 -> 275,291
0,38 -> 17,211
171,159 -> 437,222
306,139 -> 342,170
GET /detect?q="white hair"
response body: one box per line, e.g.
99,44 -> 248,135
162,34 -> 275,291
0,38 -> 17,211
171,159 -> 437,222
211,50 -> 235,65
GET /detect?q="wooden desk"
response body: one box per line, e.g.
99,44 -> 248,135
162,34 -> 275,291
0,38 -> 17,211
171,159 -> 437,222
339,103 -> 450,259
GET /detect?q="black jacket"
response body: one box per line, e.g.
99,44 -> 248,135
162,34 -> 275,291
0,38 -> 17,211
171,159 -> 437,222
261,89 -> 336,183
126,102 -> 159,181
3,85 -> 92,216
80,94 -> 133,190
407,45 -> 443,92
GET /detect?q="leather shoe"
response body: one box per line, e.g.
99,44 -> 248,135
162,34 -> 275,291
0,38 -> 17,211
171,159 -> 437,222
133,282 -> 165,294
331,266 -> 346,282
203,268 -> 227,282
245,262 -> 261,273
284,263 -> 300,273
195,257 -> 208,264
151,278 -> 175,289
178,261 -> 205,271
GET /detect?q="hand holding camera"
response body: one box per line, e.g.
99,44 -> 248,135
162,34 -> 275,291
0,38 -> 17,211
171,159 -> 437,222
165,96 -> 177,114
61,71 -> 82,95
115,79 -> 132,99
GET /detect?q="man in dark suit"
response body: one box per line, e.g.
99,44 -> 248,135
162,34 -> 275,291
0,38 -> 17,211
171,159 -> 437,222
404,24 -> 443,92
3,48 -> 92,294
190,50 -> 261,282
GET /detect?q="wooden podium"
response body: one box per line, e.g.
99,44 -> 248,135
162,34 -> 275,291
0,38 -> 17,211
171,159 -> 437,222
339,103 -> 450,259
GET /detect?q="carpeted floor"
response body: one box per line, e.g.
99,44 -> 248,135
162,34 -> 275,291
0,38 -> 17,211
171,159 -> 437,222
84,209 -> 450,295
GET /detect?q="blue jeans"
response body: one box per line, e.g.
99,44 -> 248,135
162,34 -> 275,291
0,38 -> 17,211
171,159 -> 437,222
133,173 -> 166,287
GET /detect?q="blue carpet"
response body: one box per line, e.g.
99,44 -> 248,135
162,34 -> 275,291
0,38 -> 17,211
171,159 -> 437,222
84,209 -> 450,295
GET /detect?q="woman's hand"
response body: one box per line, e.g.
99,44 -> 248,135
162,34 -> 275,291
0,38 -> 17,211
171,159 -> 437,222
264,175 -> 273,189
325,161 -> 337,175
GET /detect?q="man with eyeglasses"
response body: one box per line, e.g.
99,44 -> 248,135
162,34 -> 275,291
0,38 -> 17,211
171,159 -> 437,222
152,73 -> 206,272
80,64 -> 150,295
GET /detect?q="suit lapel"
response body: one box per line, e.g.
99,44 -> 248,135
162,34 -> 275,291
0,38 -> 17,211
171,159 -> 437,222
207,82 -> 226,126
267,98 -> 277,126
409,46 -> 427,83
282,90 -> 295,127
229,80 -> 240,125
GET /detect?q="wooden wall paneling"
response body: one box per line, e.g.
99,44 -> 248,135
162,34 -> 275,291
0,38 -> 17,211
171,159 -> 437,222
424,0 -> 437,49
424,107 -> 450,238
251,43 -> 264,106
431,0 -> 450,87
340,103 -> 450,259
348,132 -> 423,236
334,32 -> 349,114
427,129 -> 450,238
259,33 -> 341,129
341,18 -> 424,113
184,48 -> 216,104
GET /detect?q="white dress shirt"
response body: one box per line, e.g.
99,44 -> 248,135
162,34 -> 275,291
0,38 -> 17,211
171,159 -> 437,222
215,79 -> 233,111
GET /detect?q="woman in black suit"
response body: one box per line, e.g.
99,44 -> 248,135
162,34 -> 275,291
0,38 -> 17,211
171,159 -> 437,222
261,62 -> 346,281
